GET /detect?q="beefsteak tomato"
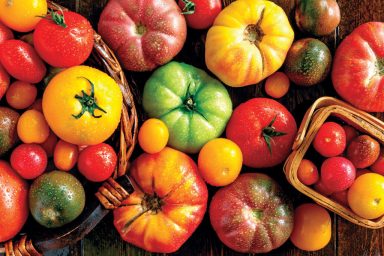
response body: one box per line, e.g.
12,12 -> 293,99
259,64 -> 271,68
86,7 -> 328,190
114,147 -> 208,253
332,22 -> 384,112
205,0 -> 294,87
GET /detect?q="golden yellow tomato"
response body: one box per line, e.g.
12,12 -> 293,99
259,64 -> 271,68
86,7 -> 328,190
0,0 -> 47,32
42,66 -> 123,146
205,0 -> 294,87
138,118 -> 169,154
17,109 -> 50,144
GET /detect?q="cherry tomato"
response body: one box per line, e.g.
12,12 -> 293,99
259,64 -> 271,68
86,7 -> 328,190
17,109 -> 50,143
321,156 -> 356,193
0,63 -> 9,100
0,40 -> 46,83
138,118 -> 169,154
10,143 -> 47,179
330,190 -> 348,207
29,98 -> 43,112
178,0 -> 222,30
78,143 -> 117,182
6,81 -> 37,109
297,159 -> 319,186
0,21 -> 13,44
54,140 -> 79,171
343,125 -> 359,145
40,131 -> 58,157
264,72 -> 290,99
356,169 -> 371,178
313,180 -> 333,196
347,135 -> 380,169
371,147 -> 384,175
313,122 -> 346,157
198,138 -> 243,186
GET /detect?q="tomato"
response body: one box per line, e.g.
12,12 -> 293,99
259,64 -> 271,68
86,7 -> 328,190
98,0 -> 186,71
290,203 -> 331,251
0,39 -> 46,83
78,143 -> 117,182
6,81 -> 37,109
10,143 -> 47,179
313,122 -> 346,157
313,180 -> 333,196
54,140 -> 79,171
143,62 -> 232,153
17,109 -> 50,144
0,161 -> 29,242
321,156 -> 356,193
343,125 -> 359,145
295,0 -> 340,36
30,98 -> 43,112
226,98 -> 297,168
34,10 -> 94,68
330,190 -> 348,207
114,147 -> 208,253
40,130 -> 58,157
348,173 -> 384,219
347,135 -> 380,169
0,0 -> 47,32
178,0 -> 221,30
297,159 -> 319,186
332,22 -> 384,111
138,118 -> 169,154
0,21 -> 13,43
198,138 -> 242,186
264,72 -> 290,99
371,147 -> 384,175
0,63 -> 9,100
210,173 -> 293,253
42,66 -> 123,145
356,169 -> 371,178
284,38 -> 332,86
205,0 -> 294,87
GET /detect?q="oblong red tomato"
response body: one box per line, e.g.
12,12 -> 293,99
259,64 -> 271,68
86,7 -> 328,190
0,63 -> 9,100
0,21 -> 13,44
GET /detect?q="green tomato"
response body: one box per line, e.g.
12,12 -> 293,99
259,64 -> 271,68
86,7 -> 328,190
143,61 -> 233,153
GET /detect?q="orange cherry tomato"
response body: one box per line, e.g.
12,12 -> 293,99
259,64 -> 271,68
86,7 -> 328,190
290,203 -> 332,251
138,118 -> 169,154
198,138 -> 243,186
264,72 -> 290,99
297,159 -> 319,186
54,140 -> 79,171
40,130 -> 58,157
17,109 -> 49,143
6,81 -> 37,109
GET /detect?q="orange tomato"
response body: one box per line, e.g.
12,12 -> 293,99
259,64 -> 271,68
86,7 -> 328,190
198,138 -> 243,186
40,131 -> 58,157
138,118 -> 169,154
290,203 -> 331,251
297,159 -> 319,185
54,140 -> 79,171
6,81 -> 37,109
265,72 -> 290,99
348,173 -> 384,219
17,109 -> 50,143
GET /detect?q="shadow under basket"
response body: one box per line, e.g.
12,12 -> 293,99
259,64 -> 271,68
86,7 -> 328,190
284,96 -> 384,229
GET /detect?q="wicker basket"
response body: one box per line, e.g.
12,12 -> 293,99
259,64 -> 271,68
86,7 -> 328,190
1,2 -> 138,255
284,96 -> 384,229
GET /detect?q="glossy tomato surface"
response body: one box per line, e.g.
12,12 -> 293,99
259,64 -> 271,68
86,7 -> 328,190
320,156 -> 356,193
347,135 -> 380,169
313,122 -> 346,157
178,0 -> 221,29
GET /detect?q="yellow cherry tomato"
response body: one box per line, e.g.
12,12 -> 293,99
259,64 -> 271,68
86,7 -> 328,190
265,72 -> 290,99
17,109 -> 50,143
54,140 -> 79,171
138,118 -> 169,154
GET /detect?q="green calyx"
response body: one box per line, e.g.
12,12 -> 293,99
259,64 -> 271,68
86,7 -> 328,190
262,115 -> 287,154
136,23 -> 147,35
184,96 -> 196,111
244,8 -> 265,44
377,58 -> 384,76
51,10 -> 67,28
181,0 -> 195,15
72,77 -> 107,119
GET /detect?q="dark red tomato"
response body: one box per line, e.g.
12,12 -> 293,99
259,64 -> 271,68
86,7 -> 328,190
343,125 -> 359,145
0,63 -> 9,100
371,148 -> 384,175
321,156 -> 356,193
33,10 -> 94,68
0,21 -> 13,44
313,122 -> 346,157
77,143 -> 117,182
10,143 -> 47,179
313,180 -> 333,196
178,0 -> 222,30
347,135 -> 380,169
0,39 -> 46,83
356,169 -> 371,178
330,190 -> 348,207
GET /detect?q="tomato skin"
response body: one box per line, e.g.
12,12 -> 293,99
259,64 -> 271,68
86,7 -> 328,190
10,143 -> 47,179
330,190 -> 348,207
0,40 -> 46,83
371,148 -> 384,175
297,159 -> 319,186
54,140 -> 79,171
40,130 -> 58,157
313,122 -> 346,157
264,72 -> 290,99
0,21 -> 13,44
313,180 -> 333,196
178,0 -> 222,29
321,157 -> 356,193
343,125 -> 359,145
0,63 -> 9,100
34,11 -> 94,68
138,118 -> 169,154
0,160 -> 29,242
17,109 -> 50,144
346,135 -> 380,169
6,81 -> 37,109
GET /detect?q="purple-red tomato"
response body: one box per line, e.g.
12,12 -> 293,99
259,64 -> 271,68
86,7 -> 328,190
321,156 -> 356,193
313,122 -> 346,157
347,135 -> 380,169
10,143 -> 47,179
178,0 -> 222,30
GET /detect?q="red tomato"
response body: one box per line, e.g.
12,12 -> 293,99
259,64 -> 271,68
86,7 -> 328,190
343,125 -> 359,145
371,148 -> 384,175
178,0 -> 222,29
10,143 -> 47,179
0,39 -> 46,83
33,10 -> 94,68
0,21 -> 13,44
0,63 -> 9,100
297,159 -> 319,186
313,122 -> 346,157
313,180 -> 333,196
78,143 -> 117,182
226,98 -> 297,168
321,156 -> 356,193
347,135 -> 380,169
0,161 -> 29,242
332,22 -> 384,111
54,140 -> 79,171
356,169 -> 371,178
330,190 -> 348,207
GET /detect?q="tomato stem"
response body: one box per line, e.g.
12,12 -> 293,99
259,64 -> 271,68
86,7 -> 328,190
262,115 -> 287,154
142,194 -> 163,213
181,0 -> 195,15
135,23 -> 146,35
377,58 -> 384,76
244,8 -> 265,44
51,10 -> 67,28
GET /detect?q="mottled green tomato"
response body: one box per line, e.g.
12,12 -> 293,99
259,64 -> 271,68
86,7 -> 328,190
295,0 -> 340,36
284,38 -> 332,86
143,61 -> 232,153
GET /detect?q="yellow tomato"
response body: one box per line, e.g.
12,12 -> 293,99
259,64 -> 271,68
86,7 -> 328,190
198,138 -> 243,186
138,118 -> 169,154
265,72 -> 290,99
0,0 -> 47,32
17,109 -> 50,143
205,0 -> 294,87
42,66 -> 123,146
348,173 -> 384,219
54,140 -> 79,171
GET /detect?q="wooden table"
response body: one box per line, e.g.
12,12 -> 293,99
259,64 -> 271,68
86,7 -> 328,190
48,0 -> 384,255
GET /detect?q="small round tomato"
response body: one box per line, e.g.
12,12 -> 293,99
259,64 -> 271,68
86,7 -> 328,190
17,109 -> 50,144
34,10 -> 94,68
370,147 -> 384,175
343,125 -> 359,145
0,0 -> 47,32
313,122 -> 346,157
330,190 -> 348,207
138,118 -> 169,154
321,156 -> 356,193
10,143 -> 47,179
178,0 -> 222,30
347,135 -> 380,169
198,138 -> 242,186
313,180 -> 333,196
78,143 -> 117,182
290,203 -> 331,251
54,140 -> 79,171
297,159 -> 319,186
264,72 -> 290,99
29,98 -> 43,112
6,81 -> 37,109
0,21 -> 13,43
348,173 -> 384,219
0,63 -> 9,100
40,131 -> 58,157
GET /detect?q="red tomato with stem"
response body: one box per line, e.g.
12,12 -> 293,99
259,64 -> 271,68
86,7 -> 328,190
178,0 -> 222,30
10,143 -> 47,179
34,10 -> 94,68
313,122 -> 346,157
0,63 -> 9,100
